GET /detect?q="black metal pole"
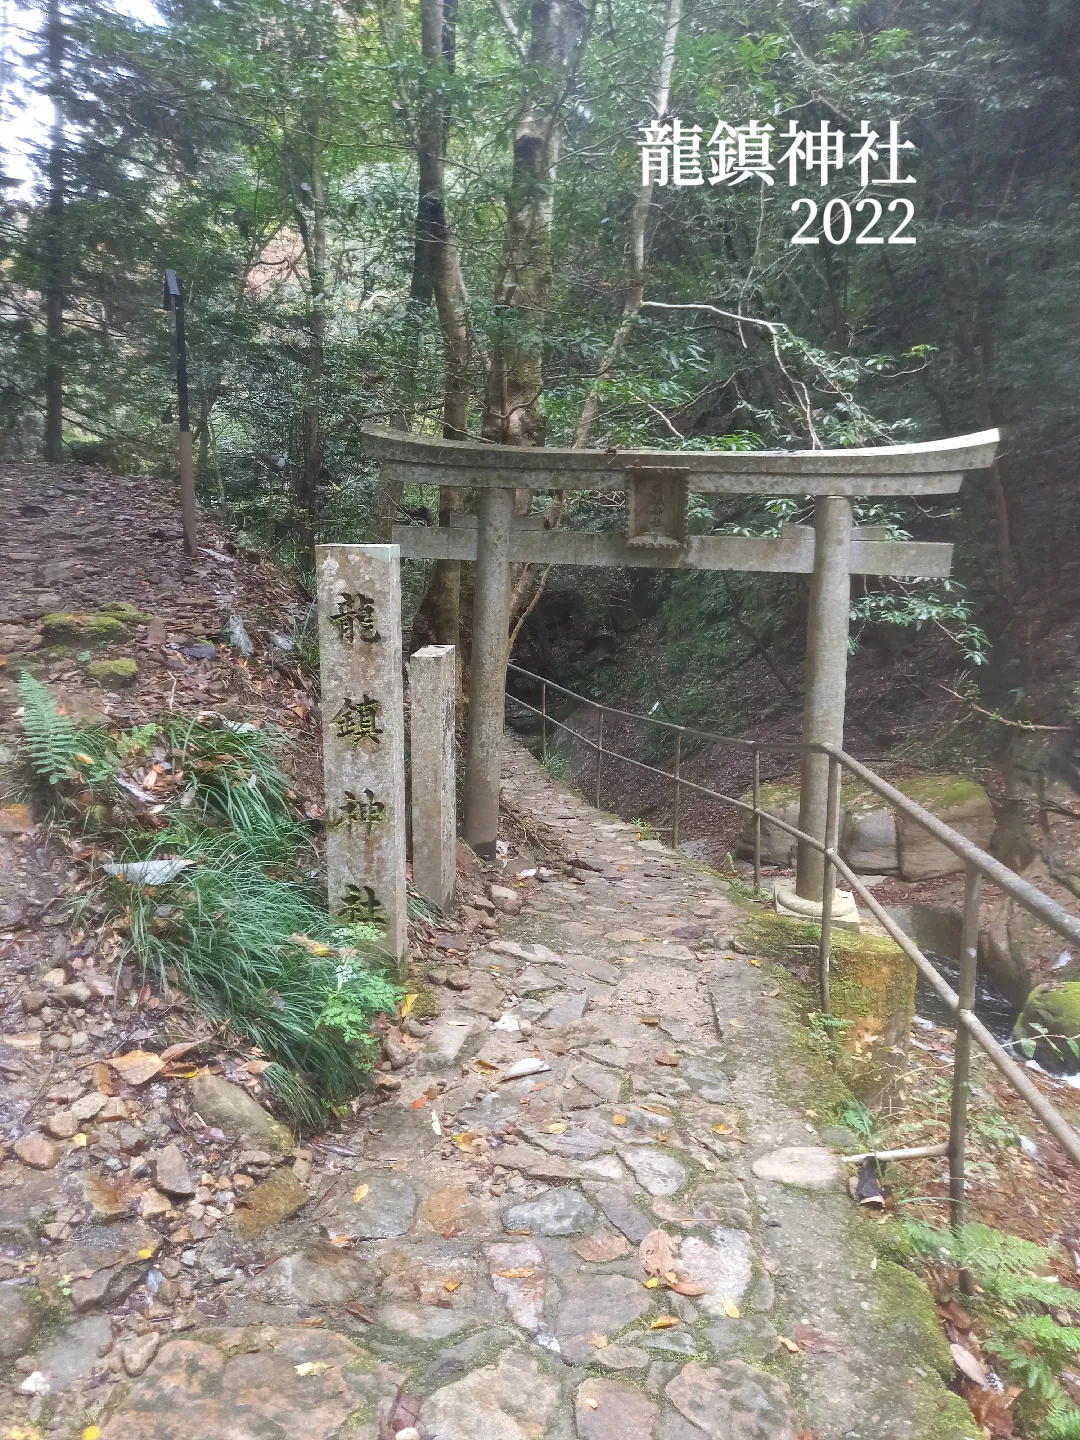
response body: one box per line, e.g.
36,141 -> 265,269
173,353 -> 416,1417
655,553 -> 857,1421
164,269 -> 196,555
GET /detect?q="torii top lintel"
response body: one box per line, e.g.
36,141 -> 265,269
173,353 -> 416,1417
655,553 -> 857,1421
361,426 -> 1001,498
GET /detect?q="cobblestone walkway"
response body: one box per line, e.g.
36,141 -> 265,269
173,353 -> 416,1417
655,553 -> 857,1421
4,742 -> 972,1439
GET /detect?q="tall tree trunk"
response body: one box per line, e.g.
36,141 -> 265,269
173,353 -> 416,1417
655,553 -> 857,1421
572,0 -> 681,449
481,0 -> 591,448
404,0 -> 472,646
508,0 -> 680,618
42,0 -> 64,462
297,107 -> 327,548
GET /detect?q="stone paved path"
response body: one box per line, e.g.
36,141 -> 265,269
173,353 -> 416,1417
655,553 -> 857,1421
3,741 -> 973,1439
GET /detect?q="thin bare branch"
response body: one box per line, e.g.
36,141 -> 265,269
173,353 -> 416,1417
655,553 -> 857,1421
490,0 -> 527,61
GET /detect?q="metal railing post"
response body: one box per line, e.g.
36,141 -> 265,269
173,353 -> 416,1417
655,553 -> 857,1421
751,746 -> 761,893
817,754 -> 842,1014
595,707 -> 604,808
950,862 -> 982,1276
672,731 -> 682,849
541,680 -> 548,762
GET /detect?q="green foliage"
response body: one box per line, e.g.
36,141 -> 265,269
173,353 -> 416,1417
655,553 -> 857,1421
541,751 -> 569,781
849,582 -> 990,667
86,816 -> 397,1126
167,717 -> 294,831
17,673 -> 86,786
903,1220 -> 1080,1438
19,688 -> 397,1127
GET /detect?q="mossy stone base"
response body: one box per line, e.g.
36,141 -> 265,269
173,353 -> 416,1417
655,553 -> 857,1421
87,657 -> 138,689
42,611 -> 129,644
738,912 -> 916,1103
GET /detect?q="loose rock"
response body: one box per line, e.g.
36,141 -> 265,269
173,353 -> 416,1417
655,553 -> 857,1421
13,1134 -> 62,1170
189,1074 -> 293,1154
154,1143 -> 197,1198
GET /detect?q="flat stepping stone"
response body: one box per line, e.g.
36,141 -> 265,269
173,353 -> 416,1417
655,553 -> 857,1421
679,1230 -> 754,1315
418,1015 -> 483,1072
422,1347 -> 561,1440
244,1240 -> 368,1307
486,1240 -> 546,1330
665,1358 -> 798,1439
620,1147 -> 687,1196
555,1271 -> 652,1363
378,1303 -> 475,1340
562,952 -> 623,984
322,1171 -> 417,1239
750,1146 -> 845,1191
541,991 -> 589,1028
575,1377 -> 659,1438
573,1061 -> 623,1103
591,1185 -> 654,1243
98,1330 -> 404,1439
640,1327 -> 696,1355
502,1187 -> 596,1236
523,1126 -> 611,1160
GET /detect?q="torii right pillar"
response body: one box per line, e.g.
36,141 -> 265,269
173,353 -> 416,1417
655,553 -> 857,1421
795,495 -> 853,902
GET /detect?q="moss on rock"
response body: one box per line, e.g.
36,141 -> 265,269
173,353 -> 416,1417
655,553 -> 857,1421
1014,981 -> 1080,1065
87,657 -> 138,688
97,600 -> 154,624
738,913 -> 916,1102
875,1258 -> 954,1378
42,611 -> 129,644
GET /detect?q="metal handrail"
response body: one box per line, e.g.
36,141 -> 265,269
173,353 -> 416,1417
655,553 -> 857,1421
504,661 -> 1080,1215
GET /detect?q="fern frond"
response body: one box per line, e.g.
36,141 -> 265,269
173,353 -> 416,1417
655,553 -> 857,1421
17,673 -> 83,785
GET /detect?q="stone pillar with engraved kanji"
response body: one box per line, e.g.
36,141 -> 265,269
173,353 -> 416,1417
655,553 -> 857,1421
316,543 -> 407,975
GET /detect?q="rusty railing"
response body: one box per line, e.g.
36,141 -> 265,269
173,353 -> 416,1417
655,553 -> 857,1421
505,662 -> 1080,1230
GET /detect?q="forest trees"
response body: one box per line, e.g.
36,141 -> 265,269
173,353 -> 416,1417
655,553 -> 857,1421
2,0 -> 1079,672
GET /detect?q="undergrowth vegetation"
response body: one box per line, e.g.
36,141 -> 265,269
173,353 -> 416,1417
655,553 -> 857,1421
904,1219 -> 1080,1439
15,673 -> 398,1128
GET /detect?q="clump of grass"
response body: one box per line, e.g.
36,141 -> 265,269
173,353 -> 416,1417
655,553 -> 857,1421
91,819 -> 397,1123
540,750 -> 568,781
20,679 -> 398,1128
167,715 -> 295,830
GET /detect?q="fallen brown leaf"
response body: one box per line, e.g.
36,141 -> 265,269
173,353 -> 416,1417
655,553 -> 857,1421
573,1233 -> 629,1263
108,1050 -> 165,1086
639,1229 -> 677,1277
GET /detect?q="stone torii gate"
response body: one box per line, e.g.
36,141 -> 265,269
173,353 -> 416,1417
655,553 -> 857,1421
362,425 -> 1000,902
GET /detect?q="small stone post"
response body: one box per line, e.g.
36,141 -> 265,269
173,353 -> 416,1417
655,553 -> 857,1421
316,543 -> 407,975
408,643 -> 457,913
796,495 -> 854,902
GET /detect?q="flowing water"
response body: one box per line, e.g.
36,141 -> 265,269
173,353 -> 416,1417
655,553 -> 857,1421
914,950 -> 1018,1045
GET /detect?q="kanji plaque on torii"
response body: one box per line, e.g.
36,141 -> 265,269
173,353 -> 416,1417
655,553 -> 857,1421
317,543 -> 407,973
362,425 -> 1000,910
